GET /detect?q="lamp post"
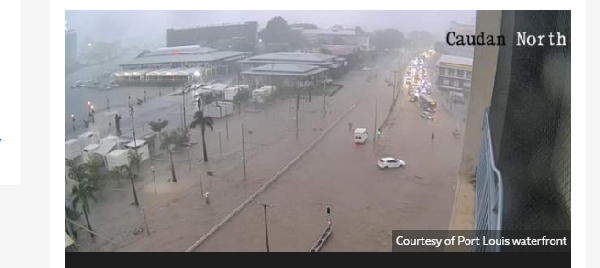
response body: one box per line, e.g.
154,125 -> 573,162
150,165 -> 157,195
257,202 -> 276,252
71,114 -> 76,133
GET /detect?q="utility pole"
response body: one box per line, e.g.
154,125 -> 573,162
225,111 -> 229,141
182,89 -> 187,133
218,130 -> 222,155
187,145 -> 192,171
392,70 -> 398,100
142,208 -> 150,236
151,165 -> 157,195
323,79 -> 326,117
257,203 -> 275,252
198,171 -> 206,203
241,123 -> 247,181
296,91 -> 300,140
373,98 -> 378,141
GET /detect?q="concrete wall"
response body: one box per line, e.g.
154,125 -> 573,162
449,10 -> 502,235
458,10 -> 502,180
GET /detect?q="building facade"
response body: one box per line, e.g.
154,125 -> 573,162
241,63 -> 328,89
436,54 -> 473,98
113,46 -> 250,86
166,22 -> 258,52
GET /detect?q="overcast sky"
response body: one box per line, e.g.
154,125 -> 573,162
65,10 -> 476,45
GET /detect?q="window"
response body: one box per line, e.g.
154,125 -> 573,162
464,81 -> 471,88
443,79 -> 450,85
387,160 -> 397,163
448,69 -> 455,76
457,70 -> 465,77
466,71 -> 472,79
453,80 -> 460,87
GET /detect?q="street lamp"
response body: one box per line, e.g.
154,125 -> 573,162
150,165 -> 157,195
71,114 -> 76,133
257,202 -> 276,252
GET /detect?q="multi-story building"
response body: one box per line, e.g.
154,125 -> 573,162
436,54 -> 473,100
166,22 -> 258,52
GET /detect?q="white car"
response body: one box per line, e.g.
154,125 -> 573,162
378,158 -> 406,169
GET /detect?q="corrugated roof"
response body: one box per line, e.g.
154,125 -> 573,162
241,52 -> 337,64
122,51 -> 250,66
242,64 -> 327,77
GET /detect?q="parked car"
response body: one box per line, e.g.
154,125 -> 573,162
378,158 -> 406,169
409,96 -> 418,102
421,111 -> 434,120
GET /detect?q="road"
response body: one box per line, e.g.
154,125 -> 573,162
71,49 -> 466,252
192,52 -> 466,252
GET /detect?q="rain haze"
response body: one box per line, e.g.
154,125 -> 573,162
65,10 -> 480,252
65,10 -> 475,44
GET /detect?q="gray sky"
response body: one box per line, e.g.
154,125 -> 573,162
65,10 -> 475,45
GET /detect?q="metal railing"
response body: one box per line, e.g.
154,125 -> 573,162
473,108 -> 504,252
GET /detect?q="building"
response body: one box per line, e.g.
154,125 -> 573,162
65,30 -> 77,65
450,10 -> 570,252
113,45 -> 250,86
301,28 -> 369,50
166,22 -> 258,52
241,63 -> 328,89
436,54 -> 473,101
435,21 -> 475,58
239,52 -> 348,78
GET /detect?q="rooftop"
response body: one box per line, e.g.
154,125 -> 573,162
302,29 -> 357,36
436,54 -> 473,68
121,51 -> 250,66
242,64 -> 327,77
241,52 -> 338,65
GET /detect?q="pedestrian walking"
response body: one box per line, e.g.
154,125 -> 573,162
431,133 -> 435,143
348,122 -> 353,131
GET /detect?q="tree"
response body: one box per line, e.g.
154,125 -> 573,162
149,119 -> 168,133
71,179 -> 97,238
372,28 -> 405,51
66,159 -> 88,183
190,99 -> 214,162
86,157 -> 105,191
113,164 -> 139,206
354,26 -> 366,36
320,48 -> 333,55
258,16 -> 307,50
407,31 -> 434,47
65,203 -> 81,240
128,149 -> 142,172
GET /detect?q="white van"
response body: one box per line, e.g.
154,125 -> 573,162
354,128 -> 368,144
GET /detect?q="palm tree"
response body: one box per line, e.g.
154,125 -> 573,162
190,99 -> 214,162
116,164 -> 139,206
128,149 -> 142,172
71,179 -> 97,238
